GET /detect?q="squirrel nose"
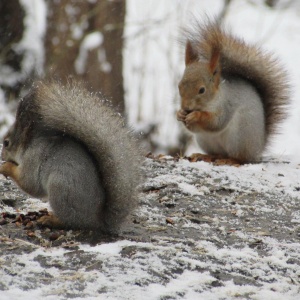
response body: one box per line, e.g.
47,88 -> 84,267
181,106 -> 193,113
181,97 -> 193,113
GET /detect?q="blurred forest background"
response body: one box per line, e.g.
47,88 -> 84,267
0,0 -> 299,156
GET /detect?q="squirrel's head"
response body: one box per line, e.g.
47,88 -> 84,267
1,89 -> 43,165
178,40 -> 221,112
1,125 -> 22,166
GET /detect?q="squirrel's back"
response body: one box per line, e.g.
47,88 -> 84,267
30,81 -> 142,233
184,18 -> 290,143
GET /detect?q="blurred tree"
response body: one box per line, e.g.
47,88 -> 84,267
0,0 -> 126,115
265,0 -> 279,7
0,0 -> 25,102
219,0 -> 232,20
45,0 -> 126,114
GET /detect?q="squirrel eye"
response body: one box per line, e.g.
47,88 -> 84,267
3,139 -> 9,148
198,87 -> 206,94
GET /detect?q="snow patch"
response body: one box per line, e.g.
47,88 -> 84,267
75,31 -> 111,75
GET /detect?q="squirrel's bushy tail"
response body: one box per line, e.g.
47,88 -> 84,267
185,18 -> 290,142
32,81 -> 141,233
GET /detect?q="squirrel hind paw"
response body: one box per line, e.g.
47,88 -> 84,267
37,214 -> 64,229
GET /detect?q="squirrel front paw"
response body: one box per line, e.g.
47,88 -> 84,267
176,109 -> 188,122
177,109 -> 203,132
184,111 -> 204,132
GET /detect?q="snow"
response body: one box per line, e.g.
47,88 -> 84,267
0,90 -> 14,137
180,159 -> 300,198
75,31 -> 112,74
75,32 -> 107,74
1,156 -> 300,299
0,0 -> 46,130
2,236 -> 299,299
18,0 -> 46,76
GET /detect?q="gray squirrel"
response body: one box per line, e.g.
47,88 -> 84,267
177,19 -> 290,162
0,81 -> 141,233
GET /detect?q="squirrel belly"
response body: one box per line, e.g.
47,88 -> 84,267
42,137 -> 106,231
194,78 -> 265,162
177,19 -> 289,163
22,135 -> 105,230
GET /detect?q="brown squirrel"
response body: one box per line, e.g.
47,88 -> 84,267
0,81 -> 141,234
177,19 -> 290,162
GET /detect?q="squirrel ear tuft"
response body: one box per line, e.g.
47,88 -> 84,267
185,41 -> 198,65
209,46 -> 220,75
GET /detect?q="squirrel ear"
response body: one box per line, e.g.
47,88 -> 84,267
185,41 -> 198,65
209,46 -> 220,75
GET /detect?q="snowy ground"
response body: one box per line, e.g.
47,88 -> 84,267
1,156 -> 300,300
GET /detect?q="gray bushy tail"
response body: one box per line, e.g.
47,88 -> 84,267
32,81 -> 141,233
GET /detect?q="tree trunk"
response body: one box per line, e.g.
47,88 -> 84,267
45,0 -> 126,114
0,0 -> 25,101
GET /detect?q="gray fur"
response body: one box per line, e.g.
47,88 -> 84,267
23,135 -> 105,229
2,81 -> 142,233
195,78 -> 265,162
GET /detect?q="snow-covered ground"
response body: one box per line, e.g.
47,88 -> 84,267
1,156 -> 300,299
